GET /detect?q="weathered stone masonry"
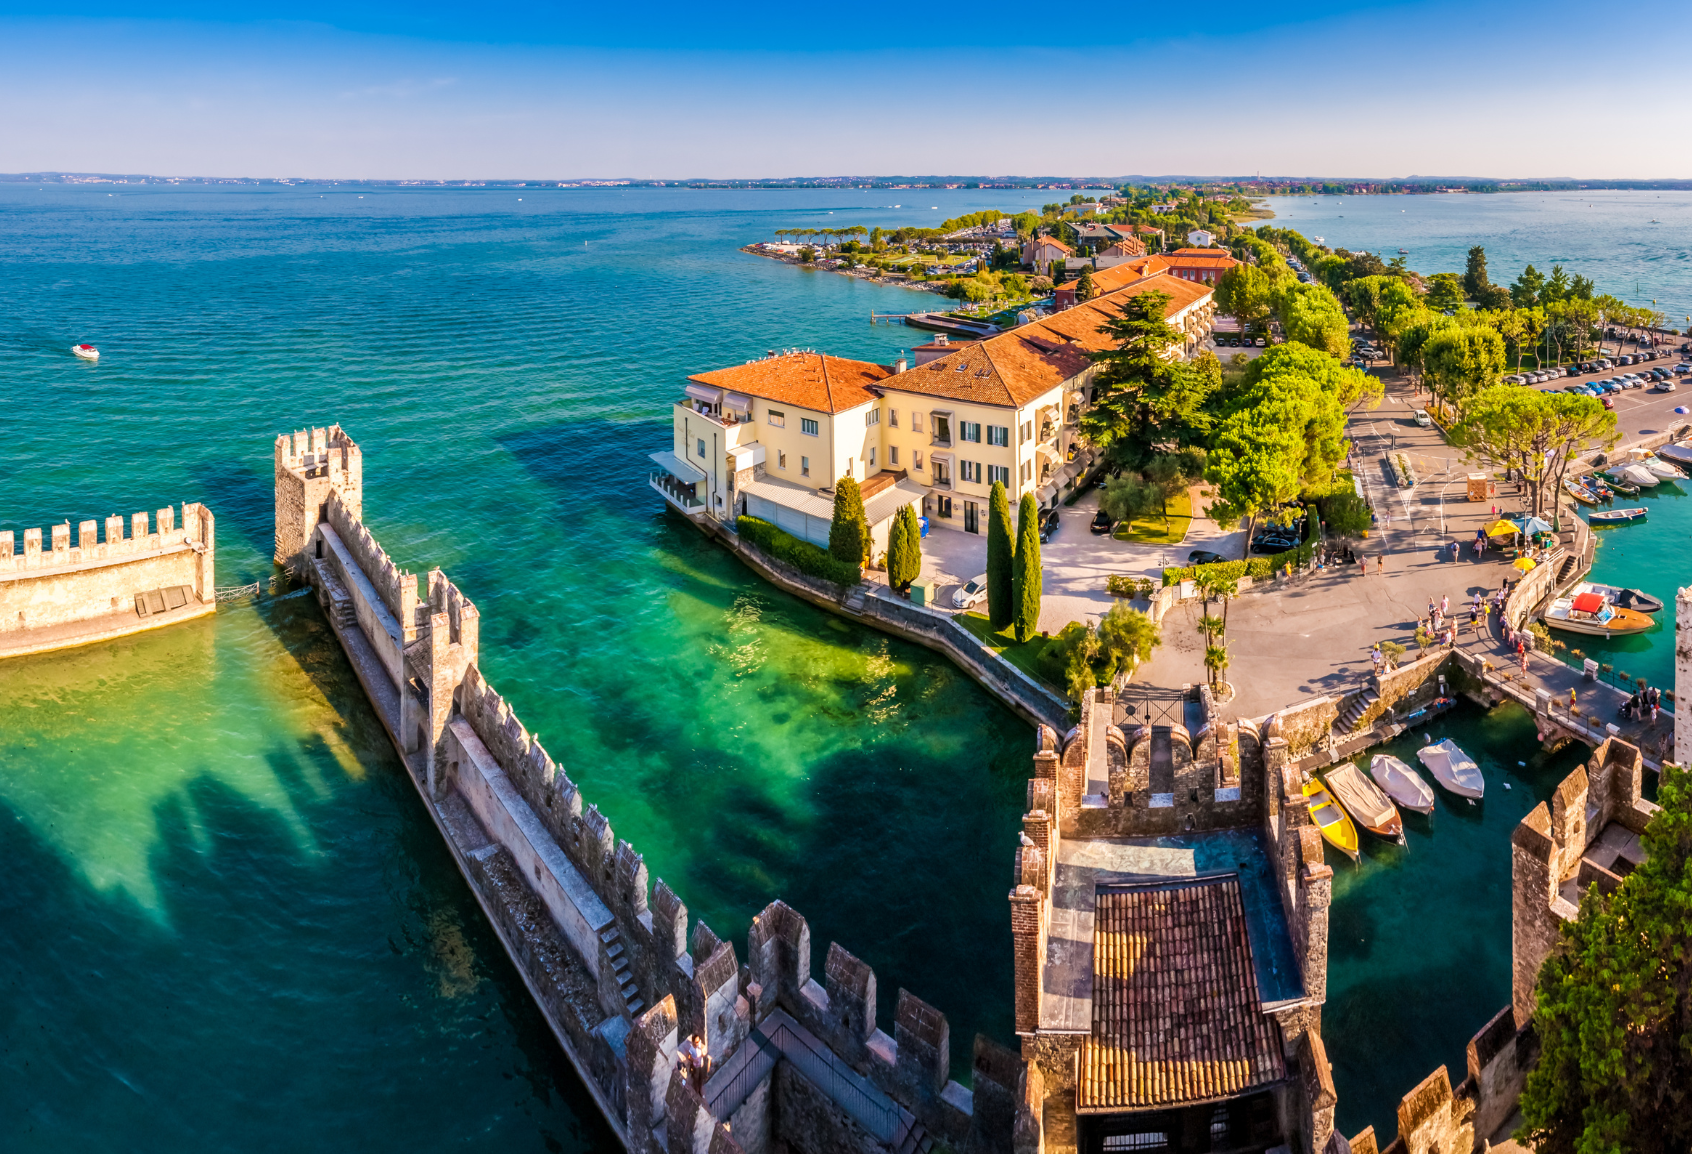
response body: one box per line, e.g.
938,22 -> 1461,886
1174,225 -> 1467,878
277,424 -> 1025,1154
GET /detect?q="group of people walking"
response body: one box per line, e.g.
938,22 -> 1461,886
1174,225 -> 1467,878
1625,685 -> 1662,724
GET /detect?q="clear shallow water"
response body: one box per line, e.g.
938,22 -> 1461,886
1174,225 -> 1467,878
0,185 -> 1041,1149
1322,701 -> 1589,1138
1572,478 -> 1692,693
1259,190 -> 1692,321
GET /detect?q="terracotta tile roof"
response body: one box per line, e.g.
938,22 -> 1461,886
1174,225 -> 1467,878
1166,249 -> 1239,266
689,353 -> 888,414
1030,237 -> 1074,255
1077,876 -> 1285,1112
1101,240 -> 1146,256
884,272 -> 1211,408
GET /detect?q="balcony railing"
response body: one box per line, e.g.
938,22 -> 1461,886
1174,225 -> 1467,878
931,475 -> 952,490
649,473 -> 705,513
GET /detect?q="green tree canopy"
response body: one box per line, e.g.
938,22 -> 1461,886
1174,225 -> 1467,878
887,504 -> 922,590
986,481 -> 1015,629
1274,282 -> 1351,358
1425,272 -> 1466,313
1013,493 -> 1042,642
1463,244 -> 1490,297
1215,264 -> 1279,331
1423,324 -> 1506,409
1097,601 -> 1160,676
1449,386 -> 1617,521
828,475 -> 869,564
1075,265 -> 1097,301
1084,290 -> 1214,459
1511,264 -> 1547,308
1518,764 -> 1692,1154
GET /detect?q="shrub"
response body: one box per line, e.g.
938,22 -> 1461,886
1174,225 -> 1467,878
1162,557 -> 1270,587
737,516 -> 861,587
1106,574 -> 1138,598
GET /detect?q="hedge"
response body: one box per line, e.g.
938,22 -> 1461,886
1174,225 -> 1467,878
737,516 -> 862,587
1161,505 -> 1321,586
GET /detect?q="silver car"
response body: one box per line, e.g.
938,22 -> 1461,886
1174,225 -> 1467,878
953,574 -> 990,610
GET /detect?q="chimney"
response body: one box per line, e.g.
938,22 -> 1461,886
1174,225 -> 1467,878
894,355 -> 908,374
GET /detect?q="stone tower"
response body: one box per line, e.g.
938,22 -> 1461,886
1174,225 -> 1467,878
273,426 -> 363,571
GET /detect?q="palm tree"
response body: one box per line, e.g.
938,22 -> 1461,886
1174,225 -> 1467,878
1204,643 -> 1230,689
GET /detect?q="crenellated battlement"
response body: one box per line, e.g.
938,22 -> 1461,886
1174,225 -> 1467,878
0,504 -> 210,576
285,421 -> 1020,1154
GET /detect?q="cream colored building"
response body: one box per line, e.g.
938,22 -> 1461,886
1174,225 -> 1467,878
649,271 -> 1217,547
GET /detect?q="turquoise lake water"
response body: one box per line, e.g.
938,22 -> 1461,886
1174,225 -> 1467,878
2,185 -> 1683,1148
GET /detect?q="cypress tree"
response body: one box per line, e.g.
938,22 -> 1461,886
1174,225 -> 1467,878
986,481 -> 1015,629
1076,265 -> 1097,301
828,475 -> 869,565
887,504 -> 921,591
1013,493 -> 1043,642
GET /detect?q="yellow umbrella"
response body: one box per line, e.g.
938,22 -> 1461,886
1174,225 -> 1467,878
1485,519 -> 1520,537
1514,556 -> 1537,571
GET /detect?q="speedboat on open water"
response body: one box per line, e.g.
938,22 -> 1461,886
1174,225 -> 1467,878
1369,754 -> 1435,814
1543,591 -> 1653,637
1417,738 -> 1484,799
71,343 -> 99,361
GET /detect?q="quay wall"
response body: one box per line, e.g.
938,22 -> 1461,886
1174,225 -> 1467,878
283,424 -> 1026,1154
0,503 -> 215,649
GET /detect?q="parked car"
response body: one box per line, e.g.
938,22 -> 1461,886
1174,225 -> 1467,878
1255,336 -> 1267,347
1188,549 -> 1226,566
1090,510 -> 1113,535
1250,534 -> 1299,555
1663,379 -> 1678,392
953,574 -> 989,609
1414,409 -> 1433,427
1504,374 -> 1522,385
1602,396 -> 1616,410
1039,508 -> 1060,542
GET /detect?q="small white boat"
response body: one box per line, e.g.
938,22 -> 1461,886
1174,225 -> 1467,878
1639,455 -> 1684,479
1370,754 -> 1435,815
1615,464 -> 1659,487
71,343 -> 99,361
1417,738 -> 1485,799
1654,442 -> 1692,466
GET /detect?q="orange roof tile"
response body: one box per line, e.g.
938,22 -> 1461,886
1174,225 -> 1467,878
689,353 -> 888,414
882,272 -> 1211,409
1030,237 -> 1074,255
1077,877 -> 1285,1112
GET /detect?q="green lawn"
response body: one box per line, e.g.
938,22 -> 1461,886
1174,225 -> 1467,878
1112,488 -> 1193,545
956,612 -> 1062,691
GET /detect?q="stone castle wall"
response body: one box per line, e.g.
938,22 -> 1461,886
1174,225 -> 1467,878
0,503 -> 215,640
280,422 -> 1019,1154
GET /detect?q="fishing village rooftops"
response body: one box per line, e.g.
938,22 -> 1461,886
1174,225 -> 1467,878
687,350 -> 890,414
884,272 -> 1213,408
1078,875 -> 1286,1112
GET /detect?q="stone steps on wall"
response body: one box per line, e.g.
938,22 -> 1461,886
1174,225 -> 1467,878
1335,690 -> 1380,735
601,927 -> 644,1018
310,558 -> 358,629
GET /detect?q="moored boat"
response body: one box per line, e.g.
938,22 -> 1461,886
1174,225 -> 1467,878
71,343 -> 99,361
1370,753 -> 1436,814
1588,506 -> 1647,525
1417,738 -> 1484,799
1575,581 -> 1663,614
1563,479 -> 1599,505
1639,455 -> 1685,479
1655,441 -> 1692,466
1543,591 -> 1654,637
1601,471 -> 1640,495
1303,776 -> 1360,861
1613,464 -> 1658,487
1325,763 -> 1405,842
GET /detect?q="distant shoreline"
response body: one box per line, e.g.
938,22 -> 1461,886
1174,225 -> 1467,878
739,244 -> 949,295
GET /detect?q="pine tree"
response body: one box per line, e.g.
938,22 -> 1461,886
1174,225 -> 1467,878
887,504 -> 921,591
1013,493 -> 1043,642
828,475 -> 869,565
1076,265 -> 1097,301
1463,244 -> 1489,299
986,481 -> 1015,629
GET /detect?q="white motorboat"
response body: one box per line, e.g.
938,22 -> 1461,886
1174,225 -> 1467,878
1615,464 -> 1658,487
1369,754 -> 1435,815
1417,739 -> 1484,799
1574,581 -> 1664,614
71,343 -> 99,361
1542,591 -> 1654,637
1654,442 -> 1692,466
1640,455 -> 1684,479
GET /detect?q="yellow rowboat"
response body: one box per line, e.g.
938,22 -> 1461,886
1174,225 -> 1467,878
1303,776 -> 1360,861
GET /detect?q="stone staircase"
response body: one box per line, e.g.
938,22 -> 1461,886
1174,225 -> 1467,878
1334,688 -> 1380,735
893,1119 -> 935,1154
311,558 -> 357,630
601,927 -> 644,1017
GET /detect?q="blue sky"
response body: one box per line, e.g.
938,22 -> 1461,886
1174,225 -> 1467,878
3,0 -> 1689,179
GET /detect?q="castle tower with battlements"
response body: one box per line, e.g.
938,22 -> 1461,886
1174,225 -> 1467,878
274,425 -> 363,571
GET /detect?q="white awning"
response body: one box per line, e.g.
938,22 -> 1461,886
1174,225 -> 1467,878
723,390 -> 752,412
862,478 -> 929,526
649,450 -> 706,483
727,442 -> 766,467
684,384 -> 723,404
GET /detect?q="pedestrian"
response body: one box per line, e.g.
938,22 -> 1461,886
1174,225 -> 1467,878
1441,595 -> 1449,617
1358,556 -> 1367,577
1652,701 -> 1659,723
1469,608 -> 1477,633
1570,689 -> 1577,709
1371,645 -> 1383,671
1502,620 -> 1512,646
1519,649 -> 1528,674
1428,598 -> 1437,623
1377,554 -> 1385,574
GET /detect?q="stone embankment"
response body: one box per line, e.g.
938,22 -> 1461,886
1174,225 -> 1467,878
278,424 -> 1028,1154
